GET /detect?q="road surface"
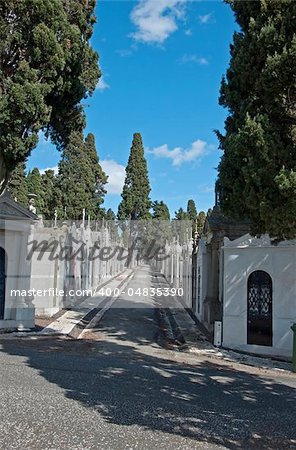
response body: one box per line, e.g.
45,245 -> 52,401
0,266 -> 295,449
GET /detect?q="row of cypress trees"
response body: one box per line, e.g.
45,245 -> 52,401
9,131 -> 206,235
8,131 -> 111,221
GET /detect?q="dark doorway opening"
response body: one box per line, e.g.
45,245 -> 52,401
0,247 -> 6,320
247,270 -> 272,346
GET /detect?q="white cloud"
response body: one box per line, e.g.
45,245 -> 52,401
179,54 -> 208,65
148,139 -> 208,167
198,57 -> 209,66
130,0 -> 187,44
116,49 -> 133,57
198,13 -> 214,24
96,76 -> 110,92
39,166 -> 58,175
101,160 -> 126,195
184,29 -> 192,36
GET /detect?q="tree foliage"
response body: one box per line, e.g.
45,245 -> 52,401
196,211 -> 206,236
174,207 -> 189,221
41,169 -> 58,219
57,131 -> 107,220
8,162 -> 28,206
217,0 -> 296,239
84,133 -> 108,212
187,199 -> 197,222
27,167 -> 46,214
118,133 -> 151,220
0,0 -> 100,193
104,208 -> 116,221
152,201 -> 170,221
187,199 -> 198,239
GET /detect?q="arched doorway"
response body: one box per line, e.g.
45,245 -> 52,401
247,270 -> 272,346
0,247 -> 6,320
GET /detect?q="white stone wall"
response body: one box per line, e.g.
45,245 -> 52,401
156,241 -> 193,307
29,225 -> 74,316
0,222 -> 35,330
223,234 -> 296,358
30,223 -> 128,317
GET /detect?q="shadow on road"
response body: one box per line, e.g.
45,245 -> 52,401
1,332 -> 295,450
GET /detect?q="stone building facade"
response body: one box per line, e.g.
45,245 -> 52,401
223,234 -> 296,358
193,202 -> 295,358
193,204 -> 249,333
0,192 -> 37,330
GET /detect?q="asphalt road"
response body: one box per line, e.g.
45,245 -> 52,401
0,266 -> 295,450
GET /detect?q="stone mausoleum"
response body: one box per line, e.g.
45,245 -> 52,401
193,202 -> 249,333
193,197 -> 296,359
0,192 -> 37,330
223,234 -> 296,358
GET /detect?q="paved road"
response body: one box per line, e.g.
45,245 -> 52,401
0,266 -> 295,450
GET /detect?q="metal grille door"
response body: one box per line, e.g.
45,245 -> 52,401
247,270 -> 272,346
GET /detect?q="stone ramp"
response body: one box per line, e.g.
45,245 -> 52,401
39,269 -> 134,337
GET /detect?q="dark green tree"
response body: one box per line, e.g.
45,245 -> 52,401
187,199 -> 197,222
84,133 -> 108,215
217,0 -> 296,239
174,207 -> 189,221
27,168 -> 46,214
0,0 -> 100,194
41,169 -> 58,219
187,199 -> 198,239
103,208 -> 118,240
173,208 -> 191,244
150,201 -> 171,246
8,162 -> 28,206
152,201 -> 170,220
118,133 -> 151,220
105,208 -> 116,221
57,131 -> 103,220
196,211 -> 206,236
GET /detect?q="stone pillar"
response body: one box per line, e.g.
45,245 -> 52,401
204,239 -> 222,331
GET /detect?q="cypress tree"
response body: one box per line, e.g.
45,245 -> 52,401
0,0 -> 100,193
104,208 -> 118,240
57,131 -> 95,220
187,199 -> 197,222
196,211 -> 206,236
26,168 -> 46,214
118,133 -> 151,220
151,201 -> 171,245
105,208 -> 116,221
8,162 -> 28,207
173,208 -> 190,244
187,199 -> 198,238
174,208 -> 189,221
84,133 -> 108,216
41,169 -> 58,220
152,201 -> 170,220
217,0 -> 296,239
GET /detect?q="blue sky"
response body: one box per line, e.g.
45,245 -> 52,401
28,0 -> 237,217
